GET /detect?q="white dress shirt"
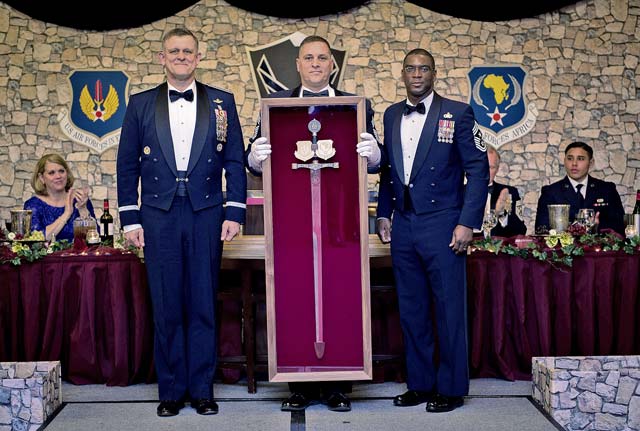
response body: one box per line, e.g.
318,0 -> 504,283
168,82 -> 197,171
123,83 -> 197,234
400,93 -> 433,185
568,177 -> 588,198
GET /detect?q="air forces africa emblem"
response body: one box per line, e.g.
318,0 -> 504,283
58,70 -> 130,153
467,65 -> 538,148
246,32 -> 347,98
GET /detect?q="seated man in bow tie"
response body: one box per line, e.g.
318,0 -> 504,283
535,141 -> 625,235
244,35 -> 382,413
477,145 -> 527,237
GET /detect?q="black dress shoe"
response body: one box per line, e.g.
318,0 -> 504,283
191,398 -> 219,415
393,390 -> 435,407
157,400 -> 183,417
426,394 -> 464,413
281,392 -> 310,411
326,392 -> 351,412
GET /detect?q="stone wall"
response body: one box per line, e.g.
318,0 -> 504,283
532,356 -> 640,431
0,361 -> 62,431
0,0 -> 638,233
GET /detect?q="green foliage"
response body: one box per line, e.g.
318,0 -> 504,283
471,233 -> 638,268
0,240 -> 71,266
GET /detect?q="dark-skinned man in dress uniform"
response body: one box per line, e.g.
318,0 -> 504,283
376,48 -> 489,413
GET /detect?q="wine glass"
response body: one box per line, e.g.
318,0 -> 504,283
576,208 -> 595,233
482,210 -> 498,239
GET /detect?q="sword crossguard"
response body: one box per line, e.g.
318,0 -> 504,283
292,162 -> 339,170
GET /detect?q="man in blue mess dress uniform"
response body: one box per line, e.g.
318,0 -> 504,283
116,27 -> 246,417
535,141 -> 624,235
376,48 -> 488,413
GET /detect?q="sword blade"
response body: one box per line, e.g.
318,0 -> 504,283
310,168 -> 325,359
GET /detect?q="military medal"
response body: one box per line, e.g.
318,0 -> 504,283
438,119 -> 455,143
594,198 -> 608,207
214,104 -> 228,142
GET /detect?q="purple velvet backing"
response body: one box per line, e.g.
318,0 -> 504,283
268,105 -> 364,370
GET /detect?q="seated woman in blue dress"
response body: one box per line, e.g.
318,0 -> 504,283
23,153 -> 96,242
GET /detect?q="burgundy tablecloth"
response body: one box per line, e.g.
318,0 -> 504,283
0,249 -> 244,386
467,250 -> 640,380
3,248 -> 638,385
0,250 -> 155,385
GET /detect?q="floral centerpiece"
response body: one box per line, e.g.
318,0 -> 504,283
471,224 -> 640,268
0,227 -> 139,266
0,228 -> 71,265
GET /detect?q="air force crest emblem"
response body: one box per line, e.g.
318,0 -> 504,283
467,65 -> 538,148
246,32 -> 347,98
58,70 -> 129,153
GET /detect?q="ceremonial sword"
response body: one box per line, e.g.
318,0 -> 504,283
292,119 -> 339,359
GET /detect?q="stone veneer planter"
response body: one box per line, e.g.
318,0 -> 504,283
0,362 -> 62,431
532,356 -> 640,431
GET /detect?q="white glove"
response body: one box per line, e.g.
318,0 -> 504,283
356,132 -> 381,166
250,137 -> 271,163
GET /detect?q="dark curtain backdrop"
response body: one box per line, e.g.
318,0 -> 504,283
3,0 -> 581,31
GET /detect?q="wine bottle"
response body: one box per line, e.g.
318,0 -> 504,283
100,198 -> 114,246
633,190 -> 640,236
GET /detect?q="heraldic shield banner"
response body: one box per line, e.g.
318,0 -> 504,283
246,32 -> 347,98
467,65 -> 538,148
260,96 -> 372,383
58,70 -> 129,153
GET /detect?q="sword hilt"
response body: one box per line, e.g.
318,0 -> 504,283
292,161 -> 339,170
308,118 -> 321,153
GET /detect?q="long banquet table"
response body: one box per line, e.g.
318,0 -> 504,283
1,238 -> 638,387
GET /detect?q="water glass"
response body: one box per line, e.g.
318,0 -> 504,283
73,216 -> 96,242
10,209 -> 32,236
548,204 -> 570,232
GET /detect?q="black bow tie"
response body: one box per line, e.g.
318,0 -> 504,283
169,89 -> 194,102
302,89 -> 329,97
404,102 -> 426,116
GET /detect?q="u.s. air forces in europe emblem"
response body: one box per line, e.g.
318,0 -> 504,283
58,70 -> 129,153
467,65 -> 538,149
